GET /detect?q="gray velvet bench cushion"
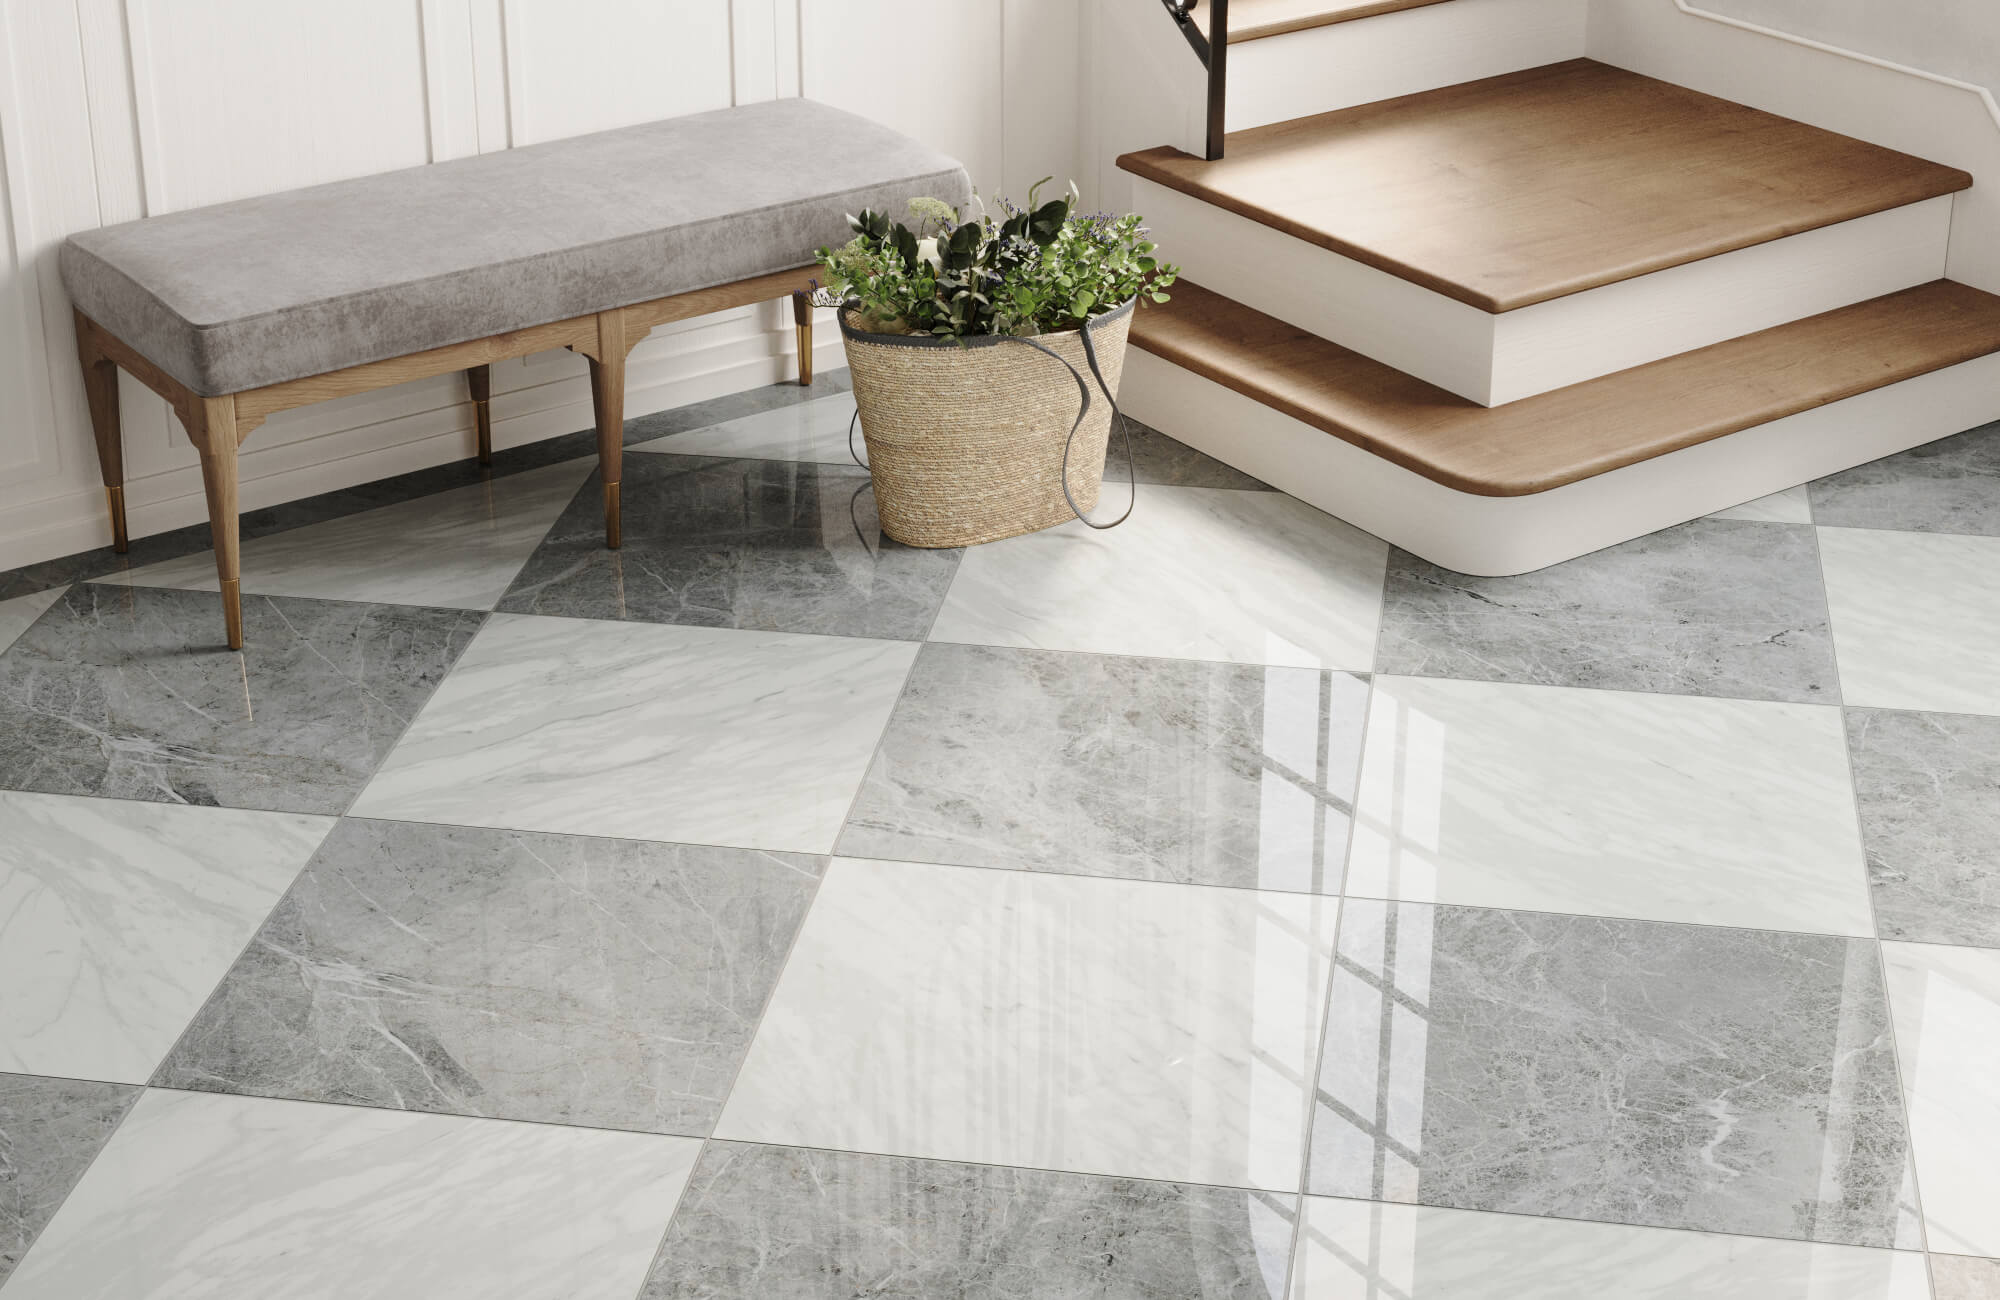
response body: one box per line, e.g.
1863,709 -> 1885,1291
61,97 -> 971,396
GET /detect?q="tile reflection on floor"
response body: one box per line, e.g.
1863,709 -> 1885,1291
716,857 -> 1338,1190
1287,1198 -> 1929,1299
1882,942 -> 2000,1259
1347,678 -> 1871,933
839,643 -> 1367,891
119,459 -> 595,610
0,1089 -> 698,1300
1,375 -> 1996,1293
1310,899 -> 1914,1246
929,484 -> 1386,668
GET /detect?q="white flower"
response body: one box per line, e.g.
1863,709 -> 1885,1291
916,237 -> 942,269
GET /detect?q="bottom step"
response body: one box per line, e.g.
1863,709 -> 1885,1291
1125,281 -> 2000,574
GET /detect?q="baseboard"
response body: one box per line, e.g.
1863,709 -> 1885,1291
1122,346 -> 2000,574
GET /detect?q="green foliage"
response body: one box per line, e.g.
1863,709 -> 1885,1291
815,179 -> 1180,339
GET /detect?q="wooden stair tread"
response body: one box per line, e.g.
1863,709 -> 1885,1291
1227,0 -> 1454,42
1118,60 -> 1972,312
1131,279 -> 2000,496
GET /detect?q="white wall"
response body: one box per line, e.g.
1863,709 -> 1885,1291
0,0 -> 1082,570
1698,0 -> 1998,99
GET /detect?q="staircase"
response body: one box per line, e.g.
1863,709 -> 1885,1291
1119,3 -> 2000,574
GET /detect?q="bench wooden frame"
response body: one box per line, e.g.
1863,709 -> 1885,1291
74,266 -> 820,650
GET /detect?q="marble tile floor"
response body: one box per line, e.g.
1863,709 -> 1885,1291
1,379 -> 1997,1297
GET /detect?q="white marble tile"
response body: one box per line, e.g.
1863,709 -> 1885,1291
1819,527 -> 2000,717
633,391 -> 858,464
1347,677 -> 1873,934
120,460 -> 594,610
717,856 -> 1339,1190
0,587 -> 64,653
1,1089 -> 698,1299
928,486 -> 1388,669
1710,486 -> 1813,524
1288,1198 -> 1929,1299
349,614 -> 916,851
1882,941 -> 2000,1258
0,792 -> 331,1082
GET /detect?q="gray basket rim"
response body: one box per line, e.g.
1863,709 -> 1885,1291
836,295 -> 1136,350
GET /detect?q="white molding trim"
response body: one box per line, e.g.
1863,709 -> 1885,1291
1124,347 -> 2000,575
1673,1 -> 2000,132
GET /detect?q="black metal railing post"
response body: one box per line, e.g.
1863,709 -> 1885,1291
1154,0 -> 1229,160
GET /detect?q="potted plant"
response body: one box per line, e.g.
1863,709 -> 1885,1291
816,181 -> 1178,547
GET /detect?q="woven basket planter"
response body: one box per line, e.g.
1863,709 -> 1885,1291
840,297 -> 1134,548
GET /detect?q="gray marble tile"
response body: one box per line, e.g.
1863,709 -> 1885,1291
154,819 -> 822,1136
1375,519 -> 1838,703
638,1141 -> 1296,1300
1810,420 -> 2000,537
1848,709 -> 2000,948
0,584 -> 480,813
1309,900 -> 1915,1247
838,643 -> 1369,892
621,368 -> 852,444
1119,418 -> 1273,491
1934,1255 -> 2000,1300
1,1073 -> 138,1287
0,589 -> 64,654
497,455 -> 959,639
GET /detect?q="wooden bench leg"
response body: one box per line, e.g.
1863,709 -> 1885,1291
588,310 -> 627,549
466,364 -> 493,465
73,311 -> 129,552
194,397 -> 244,651
792,290 -> 813,387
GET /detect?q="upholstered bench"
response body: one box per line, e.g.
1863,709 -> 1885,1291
60,98 -> 970,648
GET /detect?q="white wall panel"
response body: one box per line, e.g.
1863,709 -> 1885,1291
802,0 -> 1006,195
127,0 -> 432,212
504,0 -> 733,145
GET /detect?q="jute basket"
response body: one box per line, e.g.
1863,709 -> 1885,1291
840,297 -> 1134,548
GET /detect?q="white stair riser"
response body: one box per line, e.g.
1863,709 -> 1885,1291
1225,0 -> 1588,132
1123,347 -> 2000,575
1137,179 -> 1955,406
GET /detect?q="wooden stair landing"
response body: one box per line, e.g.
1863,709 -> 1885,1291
1227,0 -> 1454,42
1119,59 -> 1972,313
1132,279 -> 2000,496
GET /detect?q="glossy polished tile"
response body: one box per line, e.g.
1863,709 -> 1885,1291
639,1142 -> 1296,1299
0,584 -> 480,813
1,1089 -> 698,1299
717,857 -> 1339,1190
1882,942 -> 2000,1258
621,368 -> 852,446
0,588 -> 63,654
1287,1198 -> 1929,1299
350,614 -> 915,851
1849,709 -> 2000,948
928,485 -> 1387,669
1933,1255 -> 2000,1300
0,793 -> 331,1082
1710,485 -> 1813,524
0,1073 -> 138,1287
1310,900 -> 1914,1246
1115,419 -> 1274,490
156,819 -> 821,1135
632,390 -> 859,464
1819,526 -> 2000,716
119,460 -> 593,610
1377,519 -> 1837,703
496,455 -> 959,639
1811,420 -> 2000,536
1348,678 -> 1872,933
839,644 -> 1368,892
